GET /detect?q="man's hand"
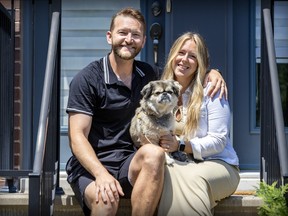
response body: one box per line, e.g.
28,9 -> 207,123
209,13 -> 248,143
204,69 -> 228,100
95,171 -> 124,204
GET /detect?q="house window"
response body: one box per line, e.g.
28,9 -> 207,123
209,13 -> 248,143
60,0 -> 140,132
255,0 -> 288,128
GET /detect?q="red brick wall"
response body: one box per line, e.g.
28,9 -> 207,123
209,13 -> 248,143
14,0 -> 21,171
0,0 -> 21,186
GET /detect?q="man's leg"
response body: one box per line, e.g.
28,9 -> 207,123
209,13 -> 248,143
128,144 -> 166,216
68,172 -> 119,216
84,181 -> 119,216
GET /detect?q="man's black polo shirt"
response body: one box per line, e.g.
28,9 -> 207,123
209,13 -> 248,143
66,55 -> 157,182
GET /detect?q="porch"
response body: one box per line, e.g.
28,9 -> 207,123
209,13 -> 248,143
0,0 -> 287,215
0,171 -> 262,216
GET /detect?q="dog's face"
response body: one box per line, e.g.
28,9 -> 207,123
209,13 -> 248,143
140,80 -> 182,116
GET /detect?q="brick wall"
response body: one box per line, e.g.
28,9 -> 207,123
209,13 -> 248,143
13,0 -> 21,171
0,0 -> 21,187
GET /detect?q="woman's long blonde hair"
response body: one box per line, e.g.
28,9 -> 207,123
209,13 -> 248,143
161,32 -> 210,139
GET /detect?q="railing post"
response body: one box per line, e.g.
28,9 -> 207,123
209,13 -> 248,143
0,2 -> 15,192
28,173 -> 41,215
41,171 -> 54,216
29,11 -> 60,215
263,8 -> 288,180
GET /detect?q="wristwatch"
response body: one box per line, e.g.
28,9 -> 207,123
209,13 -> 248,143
178,139 -> 185,152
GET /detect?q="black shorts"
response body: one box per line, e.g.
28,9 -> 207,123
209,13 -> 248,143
69,152 -> 135,216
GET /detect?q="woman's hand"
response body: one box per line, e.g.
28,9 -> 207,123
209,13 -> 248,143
204,69 -> 228,100
159,133 -> 178,152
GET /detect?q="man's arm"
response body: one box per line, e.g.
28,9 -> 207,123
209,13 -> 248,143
204,69 -> 228,100
68,113 -> 124,203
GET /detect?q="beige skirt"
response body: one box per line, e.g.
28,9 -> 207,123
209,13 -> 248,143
157,158 -> 240,216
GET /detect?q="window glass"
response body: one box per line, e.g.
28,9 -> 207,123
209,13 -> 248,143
60,0 -> 140,131
255,0 -> 288,128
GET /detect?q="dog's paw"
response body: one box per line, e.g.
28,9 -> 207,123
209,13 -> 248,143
165,153 -> 175,166
171,151 -> 188,162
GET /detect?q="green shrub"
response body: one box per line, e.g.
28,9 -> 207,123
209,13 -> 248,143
255,181 -> 288,216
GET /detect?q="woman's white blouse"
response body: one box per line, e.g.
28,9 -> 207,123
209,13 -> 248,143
182,83 -> 239,165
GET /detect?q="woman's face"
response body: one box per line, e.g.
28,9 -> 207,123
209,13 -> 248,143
173,39 -> 198,83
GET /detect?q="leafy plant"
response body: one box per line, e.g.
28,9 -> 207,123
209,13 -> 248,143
255,181 -> 288,216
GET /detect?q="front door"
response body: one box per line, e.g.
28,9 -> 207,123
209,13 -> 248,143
143,0 -> 260,170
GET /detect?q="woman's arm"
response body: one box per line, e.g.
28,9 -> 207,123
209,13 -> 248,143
190,85 -> 231,160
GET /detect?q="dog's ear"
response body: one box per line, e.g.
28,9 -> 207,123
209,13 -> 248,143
141,82 -> 154,99
172,81 -> 182,97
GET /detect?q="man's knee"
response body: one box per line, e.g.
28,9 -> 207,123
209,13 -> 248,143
85,192 -> 119,216
129,144 -> 165,185
89,200 -> 118,216
84,183 -> 119,215
138,145 -> 166,173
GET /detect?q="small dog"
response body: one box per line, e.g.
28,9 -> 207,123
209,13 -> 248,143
130,80 -> 182,165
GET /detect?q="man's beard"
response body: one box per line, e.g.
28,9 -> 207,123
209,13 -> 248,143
113,45 -> 141,60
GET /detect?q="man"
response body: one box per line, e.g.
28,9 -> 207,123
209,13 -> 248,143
66,7 -> 225,216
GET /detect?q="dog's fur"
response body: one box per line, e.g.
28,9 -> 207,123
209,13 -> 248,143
130,80 -> 182,164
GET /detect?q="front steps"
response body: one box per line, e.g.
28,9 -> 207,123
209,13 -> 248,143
0,171 -> 262,216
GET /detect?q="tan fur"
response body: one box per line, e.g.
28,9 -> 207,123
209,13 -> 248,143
130,80 -> 182,148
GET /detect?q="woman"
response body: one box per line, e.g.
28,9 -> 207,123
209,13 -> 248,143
158,32 -> 240,216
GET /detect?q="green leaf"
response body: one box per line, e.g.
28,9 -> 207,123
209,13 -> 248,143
255,181 -> 288,216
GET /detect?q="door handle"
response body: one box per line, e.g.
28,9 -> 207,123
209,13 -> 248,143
149,23 -> 162,65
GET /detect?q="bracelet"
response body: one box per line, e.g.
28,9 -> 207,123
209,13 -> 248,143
178,139 -> 185,152
175,135 -> 185,152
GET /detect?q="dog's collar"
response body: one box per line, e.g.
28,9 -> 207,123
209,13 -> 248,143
137,109 -> 171,123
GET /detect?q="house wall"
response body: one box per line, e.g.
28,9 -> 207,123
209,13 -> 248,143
0,0 -> 287,188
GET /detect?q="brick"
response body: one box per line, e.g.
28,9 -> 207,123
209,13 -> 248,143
13,128 -> 20,140
14,49 -> 20,60
14,62 -> 21,74
14,74 -> 20,87
15,35 -> 21,47
14,101 -> 20,113
13,153 -> 20,166
14,115 -> 20,127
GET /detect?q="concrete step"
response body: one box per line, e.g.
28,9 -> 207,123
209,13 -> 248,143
0,171 -> 262,216
0,194 -> 263,216
16,171 -> 260,194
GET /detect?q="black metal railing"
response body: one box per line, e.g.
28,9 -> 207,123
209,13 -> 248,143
28,11 -> 61,215
0,1 -> 26,193
0,1 -> 13,174
260,5 -> 288,203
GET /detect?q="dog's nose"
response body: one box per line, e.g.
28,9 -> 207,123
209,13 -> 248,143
160,94 -> 170,102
